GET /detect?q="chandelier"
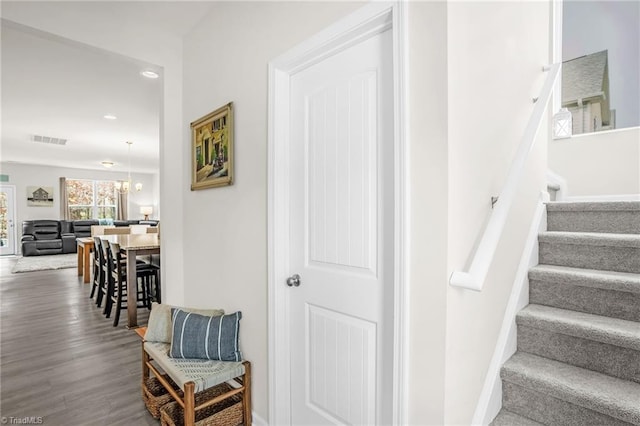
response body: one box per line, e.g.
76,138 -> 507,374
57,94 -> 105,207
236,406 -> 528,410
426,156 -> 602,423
115,141 -> 142,193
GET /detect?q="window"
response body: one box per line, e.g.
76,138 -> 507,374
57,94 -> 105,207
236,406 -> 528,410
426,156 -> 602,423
66,179 -> 117,220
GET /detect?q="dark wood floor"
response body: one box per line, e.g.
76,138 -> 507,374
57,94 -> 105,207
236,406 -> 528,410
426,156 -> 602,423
0,256 -> 156,425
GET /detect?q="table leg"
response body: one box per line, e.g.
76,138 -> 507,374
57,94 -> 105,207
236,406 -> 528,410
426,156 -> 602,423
83,246 -> 91,284
77,245 -> 84,277
126,249 -> 138,328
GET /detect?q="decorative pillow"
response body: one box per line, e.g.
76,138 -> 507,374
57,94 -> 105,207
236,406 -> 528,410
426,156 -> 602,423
144,303 -> 225,343
169,309 -> 242,361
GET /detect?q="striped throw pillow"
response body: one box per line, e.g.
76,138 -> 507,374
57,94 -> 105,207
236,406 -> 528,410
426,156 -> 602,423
169,309 -> 242,361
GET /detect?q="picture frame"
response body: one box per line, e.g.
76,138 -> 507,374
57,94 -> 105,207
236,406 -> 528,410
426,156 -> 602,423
191,102 -> 234,190
27,186 -> 54,206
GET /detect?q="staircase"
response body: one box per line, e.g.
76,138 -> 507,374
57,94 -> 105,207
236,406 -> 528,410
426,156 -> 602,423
492,201 -> 640,426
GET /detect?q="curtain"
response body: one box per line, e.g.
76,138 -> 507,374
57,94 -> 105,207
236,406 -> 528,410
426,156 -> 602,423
59,177 -> 70,220
117,191 -> 128,220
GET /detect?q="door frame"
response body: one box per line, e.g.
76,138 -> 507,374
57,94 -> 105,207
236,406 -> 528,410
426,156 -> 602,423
0,184 -> 18,256
267,2 -> 409,424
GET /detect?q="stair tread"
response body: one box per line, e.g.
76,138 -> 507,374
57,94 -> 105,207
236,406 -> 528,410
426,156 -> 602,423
517,304 -> 640,351
529,265 -> 640,294
502,352 -> 640,424
539,231 -> 640,247
546,201 -> 640,212
492,409 -> 544,426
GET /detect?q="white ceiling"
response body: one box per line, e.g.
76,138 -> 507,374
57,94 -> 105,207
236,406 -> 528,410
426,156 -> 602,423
0,2 -> 214,174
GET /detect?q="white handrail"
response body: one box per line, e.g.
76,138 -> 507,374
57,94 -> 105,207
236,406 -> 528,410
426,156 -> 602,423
450,63 -> 561,291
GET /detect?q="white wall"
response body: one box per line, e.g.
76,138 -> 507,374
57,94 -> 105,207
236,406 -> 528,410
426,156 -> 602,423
549,127 -> 640,197
0,162 -> 157,251
445,2 -> 551,424
181,2 -> 364,421
405,2 -> 449,424
1,1 -> 186,304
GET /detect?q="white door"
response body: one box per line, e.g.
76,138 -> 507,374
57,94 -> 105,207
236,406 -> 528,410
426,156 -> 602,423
0,185 -> 17,255
288,29 -> 394,425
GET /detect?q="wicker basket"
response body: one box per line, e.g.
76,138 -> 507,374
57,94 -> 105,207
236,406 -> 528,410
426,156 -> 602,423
143,375 -> 182,419
160,383 -> 243,426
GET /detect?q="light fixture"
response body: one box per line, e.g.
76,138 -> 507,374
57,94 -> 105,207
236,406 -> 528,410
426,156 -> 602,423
115,141 -> 143,193
104,114 -> 117,120
101,161 -> 115,168
553,108 -> 573,139
140,206 -> 153,220
140,70 -> 159,79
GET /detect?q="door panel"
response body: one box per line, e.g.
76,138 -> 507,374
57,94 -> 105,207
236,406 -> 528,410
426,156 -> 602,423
289,29 -> 393,425
307,71 -> 377,273
307,304 -> 376,425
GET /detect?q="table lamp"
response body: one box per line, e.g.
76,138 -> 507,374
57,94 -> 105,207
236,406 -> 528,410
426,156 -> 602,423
140,206 -> 153,221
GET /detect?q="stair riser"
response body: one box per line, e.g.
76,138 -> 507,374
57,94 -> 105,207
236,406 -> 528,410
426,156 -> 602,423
530,280 -> 640,322
517,326 -> 640,384
502,381 -> 632,426
539,242 -> 640,273
547,210 -> 640,234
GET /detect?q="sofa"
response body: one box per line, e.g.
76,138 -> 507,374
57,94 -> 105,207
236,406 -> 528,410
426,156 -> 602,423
21,219 -> 159,256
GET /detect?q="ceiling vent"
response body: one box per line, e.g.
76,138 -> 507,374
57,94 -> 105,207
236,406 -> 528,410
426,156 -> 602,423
31,134 -> 68,145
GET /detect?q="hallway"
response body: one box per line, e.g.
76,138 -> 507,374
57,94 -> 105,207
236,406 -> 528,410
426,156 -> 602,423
0,257 -> 155,425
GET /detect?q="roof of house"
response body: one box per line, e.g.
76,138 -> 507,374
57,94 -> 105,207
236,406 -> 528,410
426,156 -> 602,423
562,50 -> 609,105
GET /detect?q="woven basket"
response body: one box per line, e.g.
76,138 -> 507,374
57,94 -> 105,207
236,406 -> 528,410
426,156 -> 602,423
143,375 -> 182,419
160,383 -> 243,426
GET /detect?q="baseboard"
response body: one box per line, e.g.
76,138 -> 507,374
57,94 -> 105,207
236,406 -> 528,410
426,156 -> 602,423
565,194 -> 640,201
252,411 -> 268,426
472,196 -> 547,425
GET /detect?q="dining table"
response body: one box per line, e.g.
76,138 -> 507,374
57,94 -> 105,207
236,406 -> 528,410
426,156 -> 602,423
102,233 -> 160,328
76,237 -> 95,284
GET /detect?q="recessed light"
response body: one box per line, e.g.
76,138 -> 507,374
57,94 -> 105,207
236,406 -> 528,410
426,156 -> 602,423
101,161 -> 115,168
104,114 -> 117,120
140,70 -> 159,79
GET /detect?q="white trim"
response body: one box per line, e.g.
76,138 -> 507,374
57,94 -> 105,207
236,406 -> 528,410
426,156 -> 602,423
564,125 -> 640,138
391,2 -> 410,425
472,194 -> 548,425
449,63 -> 560,291
551,0 -> 563,114
0,184 -> 18,256
566,194 -> 640,202
267,2 -> 408,425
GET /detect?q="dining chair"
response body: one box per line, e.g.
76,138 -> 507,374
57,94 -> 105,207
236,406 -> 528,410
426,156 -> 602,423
97,239 -> 112,312
90,237 -> 105,302
108,242 -> 159,327
130,224 -> 149,234
104,227 -> 131,235
91,225 -> 115,236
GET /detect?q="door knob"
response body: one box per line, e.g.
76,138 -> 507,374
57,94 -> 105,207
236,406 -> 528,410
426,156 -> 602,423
286,274 -> 301,287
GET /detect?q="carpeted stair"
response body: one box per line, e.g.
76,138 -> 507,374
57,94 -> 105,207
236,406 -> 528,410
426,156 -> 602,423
492,201 -> 640,426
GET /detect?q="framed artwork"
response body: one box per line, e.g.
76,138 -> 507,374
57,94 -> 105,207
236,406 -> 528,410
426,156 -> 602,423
27,186 -> 54,206
191,102 -> 234,190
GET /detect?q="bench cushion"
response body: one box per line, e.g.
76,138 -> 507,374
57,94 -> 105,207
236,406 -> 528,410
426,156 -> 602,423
145,303 -> 225,344
145,342 -> 245,393
170,310 -> 242,362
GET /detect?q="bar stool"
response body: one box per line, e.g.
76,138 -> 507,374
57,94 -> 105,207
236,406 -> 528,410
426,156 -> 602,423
108,242 -> 159,327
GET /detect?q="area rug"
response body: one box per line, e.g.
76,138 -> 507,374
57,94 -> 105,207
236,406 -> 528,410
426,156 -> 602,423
11,253 -> 78,273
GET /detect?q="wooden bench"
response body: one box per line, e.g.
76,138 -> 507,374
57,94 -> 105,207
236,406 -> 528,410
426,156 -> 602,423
138,327 -> 252,425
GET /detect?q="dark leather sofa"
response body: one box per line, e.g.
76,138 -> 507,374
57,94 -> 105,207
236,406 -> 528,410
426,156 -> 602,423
21,219 -> 159,256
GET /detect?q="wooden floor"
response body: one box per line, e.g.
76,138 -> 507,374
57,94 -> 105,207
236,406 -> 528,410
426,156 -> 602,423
0,256 -> 156,425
